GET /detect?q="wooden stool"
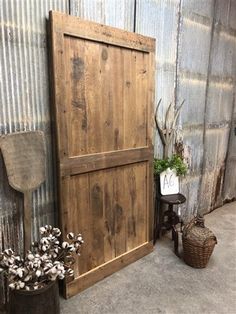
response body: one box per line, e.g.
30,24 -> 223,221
154,193 -> 186,256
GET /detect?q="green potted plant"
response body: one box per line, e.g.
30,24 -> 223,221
154,154 -> 187,177
0,225 -> 83,314
154,154 -> 187,195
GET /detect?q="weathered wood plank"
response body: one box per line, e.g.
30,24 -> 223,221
50,11 -> 155,52
103,170 -> 116,262
60,147 -> 152,176
89,171 -> 105,268
65,36 -> 88,157
114,167 -> 126,257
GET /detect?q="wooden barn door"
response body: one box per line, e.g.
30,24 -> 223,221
49,11 -> 155,298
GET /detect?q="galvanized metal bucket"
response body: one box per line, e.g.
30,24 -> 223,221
8,281 -> 60,314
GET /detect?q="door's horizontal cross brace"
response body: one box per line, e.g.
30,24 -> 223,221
60,147 -> 152,176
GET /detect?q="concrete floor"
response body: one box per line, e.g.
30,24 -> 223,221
61,202 -> 236,314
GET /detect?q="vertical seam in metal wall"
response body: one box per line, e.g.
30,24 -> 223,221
198,0 -> 217,211
174,0 -> 182,108
68,0 -> 71,15
222,90 -> 235,200
133,0 -> 137,33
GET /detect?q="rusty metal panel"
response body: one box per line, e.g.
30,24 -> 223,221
203,0 -> 236,209
0,0 -> 69,254
200,128 -> 231,211
69,0 -> 135,31
180,175 -> 201,220
181,129 -> 204,175
203,129 -> 230,172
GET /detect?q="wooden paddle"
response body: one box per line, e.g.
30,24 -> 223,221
0,131 -> 46,256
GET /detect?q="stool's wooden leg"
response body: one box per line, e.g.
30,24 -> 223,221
172,225 -> 179,257
171,227 -> 175,241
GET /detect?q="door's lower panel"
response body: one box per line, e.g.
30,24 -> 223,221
61,161 -> 151,297
65,241 -> 153,298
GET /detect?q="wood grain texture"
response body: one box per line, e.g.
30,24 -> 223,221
60,147 -> 151,176
49,11 -> 155,297
65,241 -> 153,298
50,11 -> 155,53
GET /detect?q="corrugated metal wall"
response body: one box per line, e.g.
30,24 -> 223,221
0,0 -> 69,307
0,0 -> 235,306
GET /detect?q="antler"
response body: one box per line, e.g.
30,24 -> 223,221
154,99 -> 166,146
154,99 -> 185,157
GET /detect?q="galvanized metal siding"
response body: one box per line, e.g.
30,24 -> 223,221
135,0 -> 236,219
200,0 -> 236,212
0,0 -> 69,254
135,0 -> 180,157
176,0 -> 215,219
70,0 -> 135,31
221,0 -> 236,203
223,100 -> 236,201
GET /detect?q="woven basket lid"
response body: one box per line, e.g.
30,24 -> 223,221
183,215 -> 216,246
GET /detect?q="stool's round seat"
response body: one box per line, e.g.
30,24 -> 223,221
158,193 -> 186,205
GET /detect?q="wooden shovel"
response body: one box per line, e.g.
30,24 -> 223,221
0,131 -> 46,256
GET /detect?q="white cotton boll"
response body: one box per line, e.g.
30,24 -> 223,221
10,269 -> 17,275
25,286 -> 30,291
67,232 -> 74,240
68,245 -> 75,252
19,282 -> 25,289
58,265 -> 64,271
17,269 -> 23,278
42,246 -> 47,252
40,227 -> 46,234
53,228 -> 61,237
36,270 -> 41,277
9,283 -> 15,290
62,242 -> 69,249
51,267 -> 57,274
27,254 -> 34,261
77,236 -> 83,242
41,238 -> 49,245
24,275 -> 31,282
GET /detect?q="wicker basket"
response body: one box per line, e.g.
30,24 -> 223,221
182,215 -> 217,268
